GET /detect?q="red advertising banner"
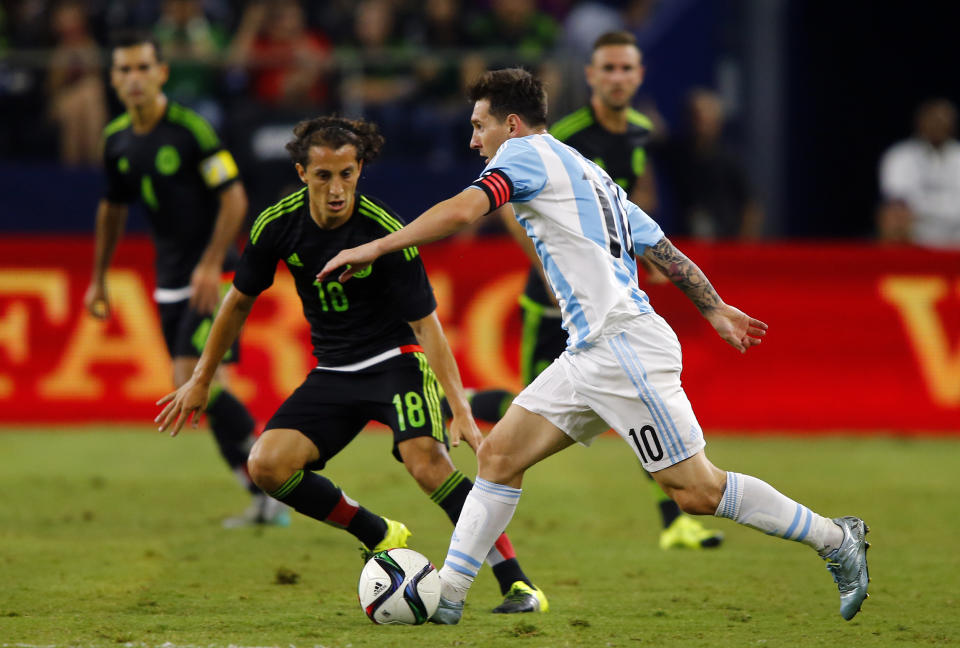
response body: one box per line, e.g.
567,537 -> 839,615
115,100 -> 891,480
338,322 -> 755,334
1,236 -> 958,433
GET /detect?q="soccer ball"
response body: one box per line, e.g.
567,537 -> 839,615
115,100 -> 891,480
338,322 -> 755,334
357,548 -> 441,625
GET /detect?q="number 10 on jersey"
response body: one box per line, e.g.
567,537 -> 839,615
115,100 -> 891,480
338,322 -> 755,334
627,425 -> 664,463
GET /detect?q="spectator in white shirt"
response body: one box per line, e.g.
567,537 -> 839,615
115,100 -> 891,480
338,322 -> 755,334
878,98 -> 960,247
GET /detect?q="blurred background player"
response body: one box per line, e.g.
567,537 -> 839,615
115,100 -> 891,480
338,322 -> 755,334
156,116 -> 547,615
83,32 -> 283,528
447,31 -> 724,551
654,87 -> 764,240
877,98 -> 960,247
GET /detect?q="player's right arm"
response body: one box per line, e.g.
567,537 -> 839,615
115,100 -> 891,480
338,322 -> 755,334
84,200 -> 129,320
319,188 -> 491,282
155,286 -> 256,435
157,195 -> 282,435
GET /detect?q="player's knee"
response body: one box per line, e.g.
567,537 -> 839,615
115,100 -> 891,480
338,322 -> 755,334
476,439 -> 520,484
247,442 -> 294,493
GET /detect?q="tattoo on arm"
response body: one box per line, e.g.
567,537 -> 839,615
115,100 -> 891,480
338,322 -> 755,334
644,237 -> 722,313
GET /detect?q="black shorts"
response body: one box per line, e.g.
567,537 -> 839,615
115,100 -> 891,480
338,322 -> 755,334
265,352 -> 447,471
157,298 -> 240,363
519,297 -> 566,386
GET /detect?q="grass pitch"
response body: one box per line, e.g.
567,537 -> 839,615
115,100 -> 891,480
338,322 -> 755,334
1,427 -> 958,647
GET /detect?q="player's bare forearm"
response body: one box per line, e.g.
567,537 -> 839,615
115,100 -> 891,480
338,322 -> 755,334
643,237 -> 722,314
409,311 -> 468,415
629,164 -> 658,214
408,311 -> 481,448
644,238 -> 769,352
199,183 -> 248,268
190,286 -> 255,385
318,189 -> 489,282
156,287 -> 255,434
91,200 -> 128,284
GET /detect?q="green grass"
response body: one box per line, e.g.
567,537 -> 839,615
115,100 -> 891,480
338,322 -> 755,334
1,427 -> 958,647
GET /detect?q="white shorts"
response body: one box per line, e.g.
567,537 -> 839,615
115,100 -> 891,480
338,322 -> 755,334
513,313 -> 705,472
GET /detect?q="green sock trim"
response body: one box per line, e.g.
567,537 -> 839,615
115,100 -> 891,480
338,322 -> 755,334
430,470 -> 466,504
271,469 -> 304,499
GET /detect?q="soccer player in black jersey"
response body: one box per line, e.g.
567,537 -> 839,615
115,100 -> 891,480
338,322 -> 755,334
83,33 -> 282,527
156,116 -> 547,614
458,31 -> 724,551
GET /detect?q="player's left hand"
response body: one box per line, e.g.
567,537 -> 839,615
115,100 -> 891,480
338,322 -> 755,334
155,378 -> 210,436
704,303 -> 768,353
190,262 -> 221,315
317,242 -> 380,283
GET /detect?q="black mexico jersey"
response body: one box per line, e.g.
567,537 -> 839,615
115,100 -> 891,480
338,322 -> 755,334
550,105 -> 652,194
233,190 -> 437,366
101,102 -> 240,289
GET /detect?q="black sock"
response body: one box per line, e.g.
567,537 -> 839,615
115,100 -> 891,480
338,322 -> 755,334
431,470 -> 532,595
206,389 -> 258,494
271,470 -> 386,548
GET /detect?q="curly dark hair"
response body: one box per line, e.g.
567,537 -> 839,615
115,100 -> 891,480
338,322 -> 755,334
467,68 -> 547,127
285,116 -> 385,167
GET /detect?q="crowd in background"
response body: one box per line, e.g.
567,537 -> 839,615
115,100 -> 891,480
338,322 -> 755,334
2,0 -> 655,165
2,0 -> 959,247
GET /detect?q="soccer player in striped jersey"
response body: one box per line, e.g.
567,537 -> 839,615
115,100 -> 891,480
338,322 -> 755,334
156,116 -> 547,614
461,31 -> 723,551
83,32 -> 281,527
319,69 -> 870,624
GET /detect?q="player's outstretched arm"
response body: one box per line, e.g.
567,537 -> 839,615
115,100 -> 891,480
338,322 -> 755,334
84,200 -> 128,320
317,188 -> 490,283
155,286 -> 256,435
408,311 -> 483,451
191,183 -> 249,315
643,237 -> 768,353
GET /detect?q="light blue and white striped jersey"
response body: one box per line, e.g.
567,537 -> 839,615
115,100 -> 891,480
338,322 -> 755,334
470,133 -> 664,351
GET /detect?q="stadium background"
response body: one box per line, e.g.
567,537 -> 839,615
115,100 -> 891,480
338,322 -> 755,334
1,0 -> 959,434
2,3 -> 960,647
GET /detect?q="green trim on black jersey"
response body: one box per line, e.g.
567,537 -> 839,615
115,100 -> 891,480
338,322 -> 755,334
102,113 -> 132,140
250,187 -> 307,245
358,195 -> 419,261
549,107 -> 594,142
626,108 -> 654,131
413,351 -> 445,443
166,103 -> 220,152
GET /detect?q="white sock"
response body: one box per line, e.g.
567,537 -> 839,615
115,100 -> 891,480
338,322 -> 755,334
715,472 -> 843,555
438,478 -> 521,602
